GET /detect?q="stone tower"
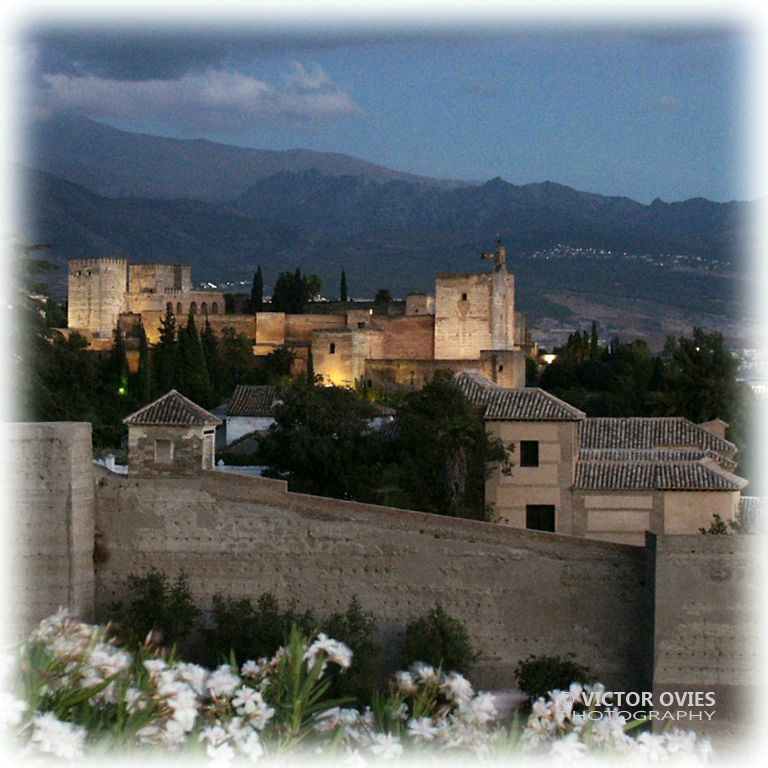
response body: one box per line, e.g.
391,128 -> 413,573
434,241 -> 516,359
67,258 -> 128,339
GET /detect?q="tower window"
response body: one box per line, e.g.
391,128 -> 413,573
520,440 -> 540,467
329,343 -> 336,354
461,292 -> 468,301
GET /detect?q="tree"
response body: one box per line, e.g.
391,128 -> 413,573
218,327 -> 259,395
137,325 -> 154,402
176,312 -> 214,406
108,568 -> 201,652
259,384 -> 382,500
514,654 -> 595,702
201,317 -> 222,397
271,269 -> 322,313
374,288 -> 392,303
388,373 -> 505,518
401,605 -> 478,675
104,327 -> 130,399
340,269 -> 348,302
155,306 -> 178,393
251,266 -> 264,312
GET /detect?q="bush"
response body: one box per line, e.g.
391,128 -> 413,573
200,592 -> 314,666
401,604 -> 478,675
321,596 -> 383,705
107,568 -> 201,651
514,653 -> 595,701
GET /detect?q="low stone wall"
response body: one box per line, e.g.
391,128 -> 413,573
93,467 -> 652,691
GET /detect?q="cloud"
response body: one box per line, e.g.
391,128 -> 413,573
38,63 -> 358,130
656,94 -> 683,110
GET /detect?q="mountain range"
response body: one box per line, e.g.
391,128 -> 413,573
19,114 -> 751,346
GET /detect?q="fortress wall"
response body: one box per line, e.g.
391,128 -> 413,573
67,258 -> 127,339
374,315 -> 435,360
650,533 -> 767,740
286,314 -> 346,345
93,467 -> 652,692
8,423 -> 95,635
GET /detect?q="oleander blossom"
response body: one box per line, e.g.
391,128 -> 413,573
304,633 -> 353,672
7,614 -> 716,764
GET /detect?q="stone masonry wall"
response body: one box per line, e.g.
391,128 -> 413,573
649,533 -> 767,740
8,423 -> 95,635
93,467 -> 652,692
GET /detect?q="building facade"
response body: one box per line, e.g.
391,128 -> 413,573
456,371 -> 747,544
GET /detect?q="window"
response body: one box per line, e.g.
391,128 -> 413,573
329,343 -> 336,354
155,438 -> 173,463
526,505 -> 555,532
201,302 -> 207,315
211,302 -> 219,315
177,302 -> 183,315
520,440 -> 540,467
498,364 -> 504,372
166,302 -> 173,314
357,321 -> 366,328
190,301 -> 197,315
461,292 -> 468,301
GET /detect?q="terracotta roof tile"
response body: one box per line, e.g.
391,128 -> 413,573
227,385 -> 280,417
123,390 -> 221,427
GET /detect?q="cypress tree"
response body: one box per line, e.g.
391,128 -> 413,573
589,321 -> 599,360
251,266 -> 264,312
340,269 -> 348,303
137,324 -> 154,401
201,317 -> 222,399
177,312 -> 214,407
155,306 -> 178,393
105,327 -> 130,397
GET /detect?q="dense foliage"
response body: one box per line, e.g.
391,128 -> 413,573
401,604 -> 479,677
270,269 -> 321,313
514,653 -> 596,702
536,323 -> 758,490
259,373 -> 505,519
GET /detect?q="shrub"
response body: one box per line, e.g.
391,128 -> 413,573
200,591 -> 314,666
321,596 -> 383,705
401,604 -> 478,675
514,653 -> 595,701
107,568 -> 201,651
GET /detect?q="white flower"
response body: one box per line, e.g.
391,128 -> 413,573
0,691 -> 27,727
369,732 -> 403,759
29,712 -> 86,760
234,729 -> 264,762
459,692 -> 497,725
441,671 -> 474,703
207,741 -> 236,766
410,662 -> 438,683
207,665 -> 241,698
143,658 -> 168,676
176,662 -> 209,695
201,724 -> 229,746
305,633 -> 353,672
407,716 -> 439,740
549,732 -> 586,761
395,670 -> 417,693
241,660 -> 261,678
636,731 -> 669,761
232,686 -> 262,715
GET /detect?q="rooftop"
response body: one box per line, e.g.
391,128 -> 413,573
227,385 -> 281,418
455,370 -> 585,421
123,390 -> 221,427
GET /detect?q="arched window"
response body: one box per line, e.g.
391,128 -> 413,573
166,302 -> 173,314
177,302 -> 182,315
211,302 -> 219,315
190,301 -> 197,315
201,302 -> 208,315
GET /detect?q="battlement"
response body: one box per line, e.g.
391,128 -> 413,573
69,258 -> 128,270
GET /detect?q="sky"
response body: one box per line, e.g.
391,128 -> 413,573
17,21 -> 749,203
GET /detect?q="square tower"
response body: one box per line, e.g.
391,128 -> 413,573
67,258 -> 128,338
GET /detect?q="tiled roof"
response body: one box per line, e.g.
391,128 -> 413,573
574,458 -> 747,491
227,385 -> 280,417
124,390 -> 221,427
578,447 -> 738,472
579,417 -> 736,456
454,371 -> 585,421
